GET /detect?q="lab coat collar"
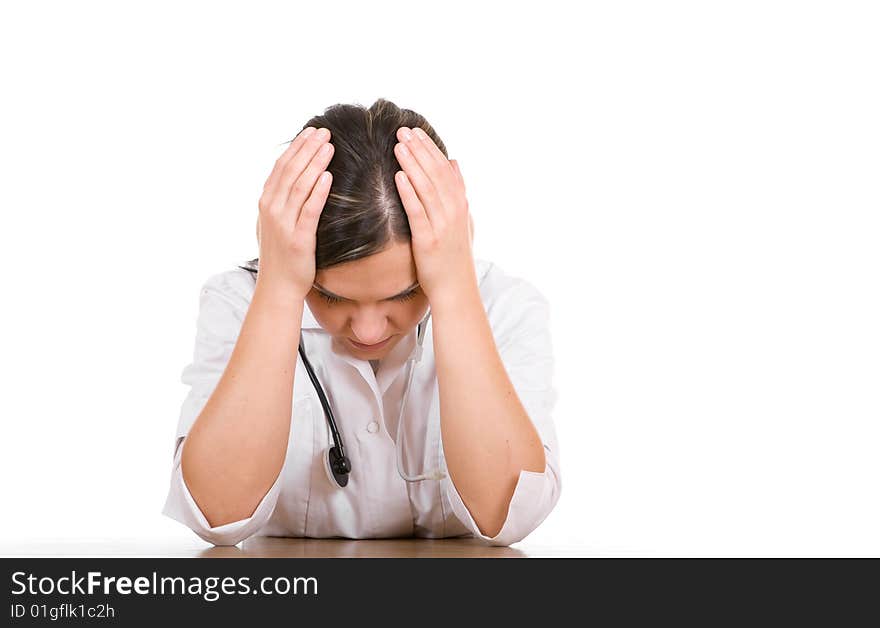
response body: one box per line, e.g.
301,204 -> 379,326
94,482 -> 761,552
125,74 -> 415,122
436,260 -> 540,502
330,323 -> 420,399
238,257 -> 323,330
302,299 -> 321,330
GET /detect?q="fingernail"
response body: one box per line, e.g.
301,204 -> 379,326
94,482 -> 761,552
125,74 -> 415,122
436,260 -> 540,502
401,128 -> 413,141
302,127 -> 316,137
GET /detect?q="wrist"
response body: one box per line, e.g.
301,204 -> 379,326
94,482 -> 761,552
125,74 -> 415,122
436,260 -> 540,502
427,274 -> 481,314
253,276 -> 308,310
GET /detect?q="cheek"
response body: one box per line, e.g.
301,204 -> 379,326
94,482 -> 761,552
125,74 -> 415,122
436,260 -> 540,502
403,297 -> 431,324
320,312 -> 347,333
305,298 -> 341,331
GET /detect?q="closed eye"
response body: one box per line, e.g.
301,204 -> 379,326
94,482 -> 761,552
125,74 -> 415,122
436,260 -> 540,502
319,292 -> 344,305
318,288 -> 419,306
391,289 -> 419,302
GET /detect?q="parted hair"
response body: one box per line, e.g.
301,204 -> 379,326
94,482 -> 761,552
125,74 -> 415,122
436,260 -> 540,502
243,98 -> 448,274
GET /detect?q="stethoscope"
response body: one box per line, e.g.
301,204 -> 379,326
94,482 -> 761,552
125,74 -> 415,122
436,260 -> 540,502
298,308 -> 448,488
240,259 -> 447,489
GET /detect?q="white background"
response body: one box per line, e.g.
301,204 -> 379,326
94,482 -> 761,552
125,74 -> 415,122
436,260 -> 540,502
1,1 -> 878,557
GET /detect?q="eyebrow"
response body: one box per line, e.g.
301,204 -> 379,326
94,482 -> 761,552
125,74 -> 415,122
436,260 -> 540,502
312,281 -> 420,302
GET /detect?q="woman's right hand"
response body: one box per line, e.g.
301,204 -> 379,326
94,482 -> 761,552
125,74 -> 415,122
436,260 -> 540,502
255,126 -> 334,298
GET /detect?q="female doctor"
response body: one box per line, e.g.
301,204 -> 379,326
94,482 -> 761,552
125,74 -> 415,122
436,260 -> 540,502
162,99 -> 561,547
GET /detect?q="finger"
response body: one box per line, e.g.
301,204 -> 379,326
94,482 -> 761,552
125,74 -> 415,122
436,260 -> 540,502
394,141 -> 444,226
284,140 -> 334,217
296,171 -> 332,235
263,126 -> 316,199
398,127 -> 459,210
273,128 -> 331,210
409,127 -> 449,167
395,170 -> 433,238
397,127 -> 451,180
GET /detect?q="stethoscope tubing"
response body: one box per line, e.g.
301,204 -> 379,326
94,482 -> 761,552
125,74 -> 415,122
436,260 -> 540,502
239,261 -> 443,488
394,311 -> 447,482
298,336 -> 347,462
300,309 -> 439,487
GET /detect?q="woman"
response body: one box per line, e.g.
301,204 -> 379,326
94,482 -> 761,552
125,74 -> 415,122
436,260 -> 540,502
162,98 -> 561,547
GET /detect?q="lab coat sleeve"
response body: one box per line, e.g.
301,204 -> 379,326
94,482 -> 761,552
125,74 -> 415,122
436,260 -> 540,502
440,278 -> 562,546
161,270 -> 283,546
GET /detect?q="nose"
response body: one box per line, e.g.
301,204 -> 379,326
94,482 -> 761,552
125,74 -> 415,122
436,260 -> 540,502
350,313 -> 390,345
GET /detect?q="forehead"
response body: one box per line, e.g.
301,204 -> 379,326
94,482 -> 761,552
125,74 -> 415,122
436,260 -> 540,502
315,241 -> 416,299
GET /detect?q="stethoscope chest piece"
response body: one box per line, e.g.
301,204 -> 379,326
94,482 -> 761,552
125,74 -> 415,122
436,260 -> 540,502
293,305 -> 432,490
325,445 -> 351,488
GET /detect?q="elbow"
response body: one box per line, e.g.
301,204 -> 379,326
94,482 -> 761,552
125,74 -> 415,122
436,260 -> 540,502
481,464 -> 563,548
193,527 -> 254,548
475,518 -> 506,541
185,490 -> 271,547
473,525 -> 527,548
165,435 -> 281,550
180,445 -> 260,529
201,501 -> 263,529
166,461 -> 277,549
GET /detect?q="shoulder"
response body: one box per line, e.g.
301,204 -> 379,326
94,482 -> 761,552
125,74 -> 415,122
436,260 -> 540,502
475,257 -> 550,313
196,264 -> 258,315
473,257 -> 552,343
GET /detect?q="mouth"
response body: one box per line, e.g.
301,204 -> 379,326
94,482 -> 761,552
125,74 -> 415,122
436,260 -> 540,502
348,336 -> 393,350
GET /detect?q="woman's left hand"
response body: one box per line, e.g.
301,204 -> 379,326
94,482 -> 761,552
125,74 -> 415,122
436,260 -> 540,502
394,126 -> 476,304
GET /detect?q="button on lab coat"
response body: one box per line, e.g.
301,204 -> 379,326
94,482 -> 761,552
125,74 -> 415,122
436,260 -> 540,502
162,257 -> 561,546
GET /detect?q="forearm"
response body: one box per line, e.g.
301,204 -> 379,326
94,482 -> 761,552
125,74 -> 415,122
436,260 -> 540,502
431,279 -> 546,537
181,278 -> 304,527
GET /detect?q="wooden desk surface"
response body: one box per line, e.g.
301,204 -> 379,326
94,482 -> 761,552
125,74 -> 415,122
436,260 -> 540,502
2,536 -> 588,558
207,536 -> 527,558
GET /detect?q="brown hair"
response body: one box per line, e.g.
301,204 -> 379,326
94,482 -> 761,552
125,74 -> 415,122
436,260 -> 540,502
246,98 -> 448,272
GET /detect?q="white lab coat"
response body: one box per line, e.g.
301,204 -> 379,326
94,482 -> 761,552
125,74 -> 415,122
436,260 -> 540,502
162,257 -> 561,546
